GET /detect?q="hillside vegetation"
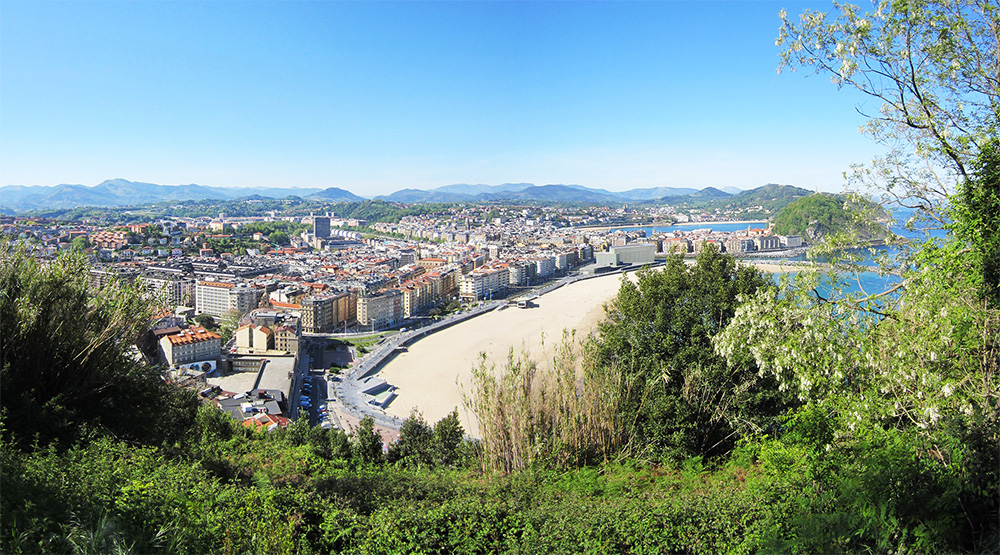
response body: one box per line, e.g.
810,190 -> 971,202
771,192 -> 886,241
4,0 -> 999,550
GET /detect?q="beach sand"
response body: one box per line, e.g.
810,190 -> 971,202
379,272 -> 631,435
377,260 -> 806,436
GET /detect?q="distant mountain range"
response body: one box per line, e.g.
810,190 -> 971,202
0,178 -> 760,214
371,183 -> 707,204
0,179 -> 336,213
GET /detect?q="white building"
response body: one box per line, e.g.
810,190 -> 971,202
196,281 -> 260,317
159,326 -> 222,367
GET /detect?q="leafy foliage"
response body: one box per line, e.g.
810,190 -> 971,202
0,247 -> 197,447
951,137 -> 1000,307
778,0 -> 998,228
595,247 -> 793,463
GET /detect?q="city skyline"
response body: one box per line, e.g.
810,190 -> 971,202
1,1 -> 883,197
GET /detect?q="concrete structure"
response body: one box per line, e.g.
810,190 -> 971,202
234,324 -> 274,352
274,324 -> 299,353
459,265 -> 508,301
533,257 -> 555,279
140,272 -> 196,307
301,295 -> 335,333
594,243 -> 656,267
754,235 -> 781,251
196,281 -> 260,317
780,235 -> 803,248
611,243 -> 656,265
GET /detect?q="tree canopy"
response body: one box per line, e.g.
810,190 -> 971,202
595,247 -> 793,463
778,0 -> 999,227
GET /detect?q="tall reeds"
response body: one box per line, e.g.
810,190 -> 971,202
463,330 -> 630,473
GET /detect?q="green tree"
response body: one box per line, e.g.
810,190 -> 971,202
595,246 -> 790,463
0,247 -> 197,447
70,236 -> 90,252
432,409 -> 465,468
951,137 -> 1000,307
193,313 -> 215,329
777,0 -> 998,228
387,411 -> 433,468
351,416 -> 383,465
706,3 -> 1000,549
268,231 -> 289,245
218,309 -> 243,343
772,192 -> 885,241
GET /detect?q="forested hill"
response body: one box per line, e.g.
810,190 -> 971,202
772,193 -> 887,241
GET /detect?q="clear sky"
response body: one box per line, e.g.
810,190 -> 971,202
1,1 -> 884,197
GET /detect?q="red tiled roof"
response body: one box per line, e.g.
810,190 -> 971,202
165,326 -> 221,345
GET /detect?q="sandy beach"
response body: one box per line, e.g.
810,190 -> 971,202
379,272 -> 631,435
378,261 -> 804,436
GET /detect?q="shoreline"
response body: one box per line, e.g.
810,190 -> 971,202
377,270 -> 633,435
364,256 -> 831,436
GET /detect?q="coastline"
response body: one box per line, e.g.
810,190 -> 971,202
374,258 -> 809,435
378,271 -> 632,435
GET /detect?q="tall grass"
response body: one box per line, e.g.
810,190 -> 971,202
463,330 -> 631,473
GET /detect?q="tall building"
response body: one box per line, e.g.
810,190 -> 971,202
301,296 -> 335,333
140,272 -> 196,307
357,290 -> 403,330
459,265 -> 508,301
314,216 -> 331,239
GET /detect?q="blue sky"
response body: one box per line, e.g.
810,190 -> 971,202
1,1 -> 883,196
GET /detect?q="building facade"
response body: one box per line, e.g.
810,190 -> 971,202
357,290 -> 403,329
160,326 -> 222,367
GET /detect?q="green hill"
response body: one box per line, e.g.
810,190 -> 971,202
772,193 -> 886,241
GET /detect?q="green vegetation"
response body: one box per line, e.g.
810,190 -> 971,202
771,192 -> 885,240
595,248 -> 793,464
663,183 -> 812,219
333,200 -> 456,224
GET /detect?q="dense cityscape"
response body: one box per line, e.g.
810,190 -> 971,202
2,198 -> 809,437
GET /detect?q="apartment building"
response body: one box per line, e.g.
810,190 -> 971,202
234,324 -> 274,352
196,281 -> 260,317
507,261 -> 530,287
357,290 -> 403,329
274,325 -> 299,353
140,272 -> 196,307
160,326 -> 222,367
459,265 -> 508,301
301,296 -> 335,333
532,257 -> 555,279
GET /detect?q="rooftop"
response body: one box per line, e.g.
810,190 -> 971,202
165,326 -> 221,345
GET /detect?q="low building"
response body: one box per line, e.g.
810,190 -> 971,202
780,235 -> 803,248
213,389 -> 289,430
234,324 -> 274,352
274,324 -> 299,353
